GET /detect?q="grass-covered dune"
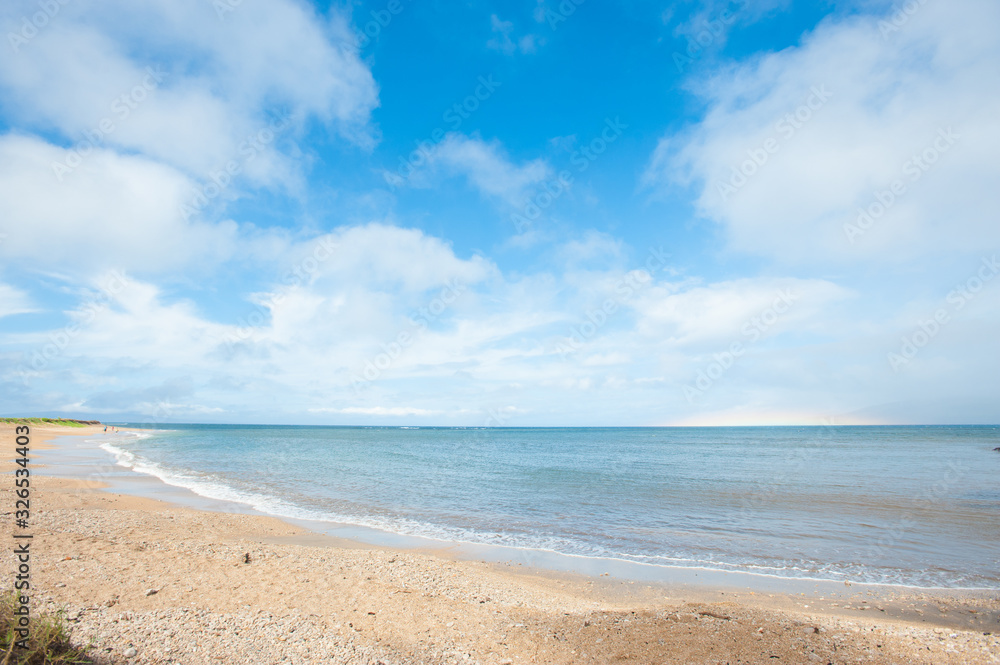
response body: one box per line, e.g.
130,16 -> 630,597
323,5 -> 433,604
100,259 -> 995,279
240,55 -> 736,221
0,418 -> 101,428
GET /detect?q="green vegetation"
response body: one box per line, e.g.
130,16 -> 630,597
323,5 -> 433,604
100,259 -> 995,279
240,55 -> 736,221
0,592 -> 92,664
0,418 -> 99,428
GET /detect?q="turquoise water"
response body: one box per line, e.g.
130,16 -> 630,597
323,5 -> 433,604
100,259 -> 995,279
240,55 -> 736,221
94,425 -> 1000,589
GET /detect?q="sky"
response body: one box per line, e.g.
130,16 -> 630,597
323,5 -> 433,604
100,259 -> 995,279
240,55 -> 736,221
1,0 -> 998,426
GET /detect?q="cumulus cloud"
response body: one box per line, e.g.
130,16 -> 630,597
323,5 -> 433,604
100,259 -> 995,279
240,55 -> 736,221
314,224 -> 495,292
645,0 -> 1000,263
3,0 -> 996,425
6,222 -> 996,424
3,219 -> 869,424
0,0 -> 379,174
0,135 -> 238,274
0,0 -> 379,277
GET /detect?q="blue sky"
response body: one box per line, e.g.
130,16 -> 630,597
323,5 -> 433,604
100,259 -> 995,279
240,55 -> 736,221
1,0 -> 998,425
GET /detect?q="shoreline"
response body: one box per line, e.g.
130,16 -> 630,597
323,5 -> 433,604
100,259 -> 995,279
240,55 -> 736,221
41,428 -> 999,595
29,427 -> 1000,608
6,424 -> 1000,664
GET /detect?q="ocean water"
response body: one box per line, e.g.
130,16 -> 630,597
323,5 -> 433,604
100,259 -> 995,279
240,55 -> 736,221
88,425 -> 999,589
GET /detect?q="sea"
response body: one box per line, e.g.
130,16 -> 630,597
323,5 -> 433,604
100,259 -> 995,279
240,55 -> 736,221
51,425 -> 1000,590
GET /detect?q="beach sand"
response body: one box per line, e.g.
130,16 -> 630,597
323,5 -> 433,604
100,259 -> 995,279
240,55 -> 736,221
3,424 -> 999,664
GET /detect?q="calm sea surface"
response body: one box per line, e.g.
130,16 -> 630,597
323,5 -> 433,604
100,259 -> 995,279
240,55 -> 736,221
91,425 -> 999,589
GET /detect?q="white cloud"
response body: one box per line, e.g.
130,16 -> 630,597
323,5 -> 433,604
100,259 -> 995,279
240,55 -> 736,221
3,224 -> 509,417
5,223 -> 998,424
0,135 -> 238,274
314,223 -> 495,292
486,14 -> 540,55
0,0 -> 379,277
582,352 -> 630,366
670,0 -> 789,47
0,283 -> 34,318
633,277 -> 851,346
557,230 -> 627,268
68,279 -> 232,367
0,0 -> 379,177
645,0 -> 1000,263
248,224 -> 496,355
3,1 -> 996,425
417,134 -> 552,207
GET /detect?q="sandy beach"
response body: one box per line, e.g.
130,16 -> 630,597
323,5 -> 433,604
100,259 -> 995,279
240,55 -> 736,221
4,424 -> 999,665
